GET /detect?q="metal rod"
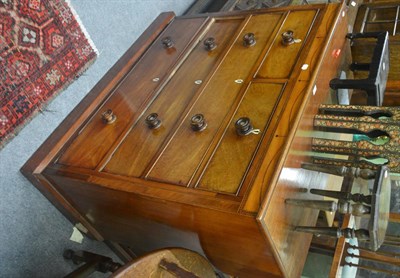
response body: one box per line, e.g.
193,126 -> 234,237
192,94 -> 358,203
348,243 -> 400,258
361,7 -> 370,33
345,262 -> 400,276
394,6 -> 400,36
346,252 -> 400,266
385,235 -> 400,243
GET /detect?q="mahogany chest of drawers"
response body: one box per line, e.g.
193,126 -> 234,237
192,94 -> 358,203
22,3 -> 349,277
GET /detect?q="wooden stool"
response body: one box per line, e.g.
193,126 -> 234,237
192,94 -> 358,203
289,166 -> 391,251
111,248 -> 217,278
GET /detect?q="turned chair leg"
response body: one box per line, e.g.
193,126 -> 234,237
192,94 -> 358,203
63,249 -> 122,278
310,188 -> 372,205
294,226 -> 370,241
286,199 -> 371,216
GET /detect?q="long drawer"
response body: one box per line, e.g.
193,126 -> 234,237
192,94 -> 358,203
57,17 -> 207,169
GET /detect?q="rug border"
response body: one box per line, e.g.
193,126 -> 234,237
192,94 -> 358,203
65,0 -> 99,55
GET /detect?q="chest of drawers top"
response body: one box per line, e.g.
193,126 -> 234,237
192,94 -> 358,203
56,5 -> 339,212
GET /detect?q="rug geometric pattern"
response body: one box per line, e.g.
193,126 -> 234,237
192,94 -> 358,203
0,0 -> 97,148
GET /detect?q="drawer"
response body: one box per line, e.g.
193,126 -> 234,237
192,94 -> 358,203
104,18 -> 244,177
196,82 -> 285,194
57,17 -> 207,169
146,13 -> 285,186
255,9 -> 317,79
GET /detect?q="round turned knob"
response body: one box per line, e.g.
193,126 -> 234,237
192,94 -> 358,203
204,37 -> 217,51
282,30 -> 295,46
145,113 -> 162,129
243,33 -> 256,47
161,36 -> 174,48
190,114 -> 207,132
101,109 -> 117,124
235,117 -> 253,136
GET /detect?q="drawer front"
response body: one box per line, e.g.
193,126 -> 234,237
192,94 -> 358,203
57,17 -> 207,169
146,13 -> 285,186
255,10 -> 317,79
104,18 -> 244,177
196,82 -> 284,194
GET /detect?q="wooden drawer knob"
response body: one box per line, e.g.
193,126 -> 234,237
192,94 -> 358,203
235,117 -> 260,136
243,33 -> 256,47
161,36 -> 174,48
101,109 -> 117,124
204,37 -> 217,51
145,113 -> 162,129
190,114 -> 207,132
282,30 -> 295,46
235,117 -> 252,135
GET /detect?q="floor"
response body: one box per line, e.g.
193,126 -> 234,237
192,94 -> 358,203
0,1 -> 194,276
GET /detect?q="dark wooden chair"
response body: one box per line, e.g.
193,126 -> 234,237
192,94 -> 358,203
329,32 -> 390,106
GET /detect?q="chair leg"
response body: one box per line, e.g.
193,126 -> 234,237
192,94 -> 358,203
295,226 -> 370,241
310,188 -> 372,204
63,249 -> 122,278
301,163 -> 376,179
285,199 -> 337,211
350,62 -> 370,71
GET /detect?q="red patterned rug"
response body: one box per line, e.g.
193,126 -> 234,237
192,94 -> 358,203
0,0 -> 97,149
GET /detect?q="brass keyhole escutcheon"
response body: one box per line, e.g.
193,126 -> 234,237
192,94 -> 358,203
145,113 -> 162,129
101,109 -> 117,124
190,114 -> 207,132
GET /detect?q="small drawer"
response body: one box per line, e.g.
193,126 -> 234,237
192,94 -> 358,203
104,18 -> 244,177
196,82 -> 285,194
146,13 -> 284,186
57,17 -> 207,169
256,9 -> 317,80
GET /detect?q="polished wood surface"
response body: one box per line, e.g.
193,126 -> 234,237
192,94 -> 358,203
146,12 -> 284,186
20,12 -> 177,241
58,17 -> 208,169
104,18 -> 243,177
22,4 -> 348,277
258,8 -> 349,276
198,82 -> 284,194
256,9 -> 317,79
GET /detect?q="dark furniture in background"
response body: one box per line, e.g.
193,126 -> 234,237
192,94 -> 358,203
185,0 -> 293,14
